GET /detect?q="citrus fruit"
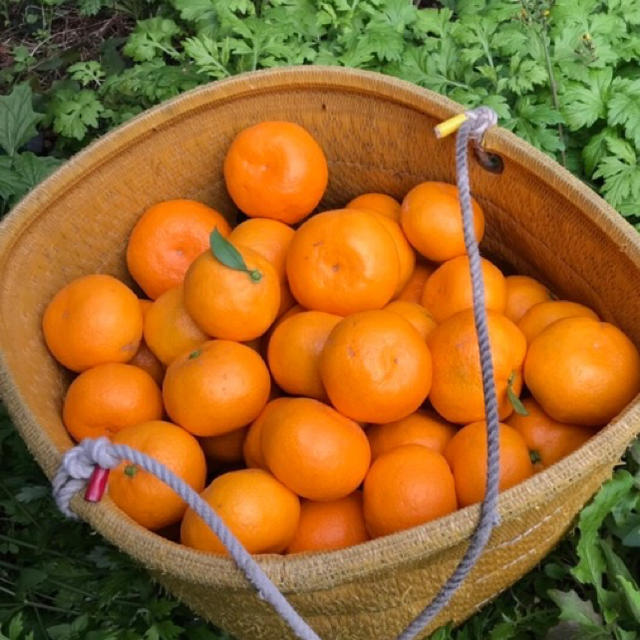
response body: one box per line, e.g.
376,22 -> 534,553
143,286 -> 208,365
180,468 -> 300,554
183,242 -> 280,341
43,274 -> 143,372
243,397 -> 287,470
524,316 -> 640,426
367,410 -> 457,461
260,397 -> 371,501
444,421 -> 534,507
422,256 -> 507,323
126,199 -> 231,300
504,275 -> 552,323
223,121 -> 328,224
129,341 -> 165,386
394,262 -> 435,303
506,398 -> 597,470
286,209 -> 400,315
200,427 -> 248,465
163,340 -> 271,436
428,309 -> 527,424
400,182 -> 484,262
363,444 -> 457,538
383,301 -> 437,341
109,420 -> 207,530
267,310 -> 342,399
517,300 -> 598,343
320,310 -> 432,423
286,492 -> 369,553
346,193 -> 401,221
63,363 -> 163,441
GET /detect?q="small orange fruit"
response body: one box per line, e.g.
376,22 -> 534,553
320,310 -> 432,424
184,243 -> 280,341
400,182 -> 484,262
63,363 -> 163,442
200,427 -> 248,465
363,444 -> 457,538
367,410 -> 457,461
286,492 -> 369,553
422,256 -> 507,323
506,398 -> 597,470
163,340 -> 270,437
504,275 -> 552,324
286,209 -> 400,315
243,397 -> 287,470
110,420 -> 207,530
43,274 -> 143,372
346,193 -> 401,221
126,199 -> 231,300
229,218 -> 295,281
180,468 -> 300,554
383,301 -> 437,341
428,310 -> 527,424
129,341 -> 165,386
444,421 -> 533,507
143,286 -> 208,365
261,397 -> 371,501
267,310 -> 342,399
517,300 -> 598,344
224,121 -> 328,224
524,316 -> 640,426
368,211 -> 415,294
394,262 -> 436,303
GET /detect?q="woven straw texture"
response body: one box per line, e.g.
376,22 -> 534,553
1,67 -> 640,640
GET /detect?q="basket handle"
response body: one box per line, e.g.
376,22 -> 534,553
52,106 -> 500,640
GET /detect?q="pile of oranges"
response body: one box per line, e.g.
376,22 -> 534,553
43,121 -> 640,555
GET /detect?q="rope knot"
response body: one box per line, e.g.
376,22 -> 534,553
463,106 -> 498,143
52,437 -> 119,518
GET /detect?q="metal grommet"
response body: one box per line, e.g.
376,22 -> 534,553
473,142 -> 504,174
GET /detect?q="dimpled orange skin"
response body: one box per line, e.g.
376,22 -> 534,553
320,310 -> 432,424
286,492 -> 369,554
223,121 -> 328,224
200,426 -> 248,464
243,398 -> 289,469
428,310 -> 527,424
143,286 -> 208,365
506,398 -> 598,470
267,310 -> 342,399
62,363 -> 163,442
109,420 -> 207,530
422,256 -> 507,323
367,410 -> 457,461
180,468 -> 300,554
129,341 -> 165,385
346,193 -> 401,222
504,275 -> 552,324
400,182 -> 485,262
366,211 -> 415,294
444,421 -> 534,507
229,218 -> 295,281
183,245 -> 281,341
394,262 -> 436,303
286,209 -> 400,315
163,340 -> 271,437
517,300 -> 598,344
383,301 -> 437,341
260,397 -> 371,501
524,316 -> 640,426
363,444 -> 457,538
126,199 -> 231,300
43,274 -> 143,372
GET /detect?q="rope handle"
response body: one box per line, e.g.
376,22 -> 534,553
52,106 -> 500,640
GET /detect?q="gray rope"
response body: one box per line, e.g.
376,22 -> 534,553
52,106 -> 500,640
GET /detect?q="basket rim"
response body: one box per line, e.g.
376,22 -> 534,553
1,65 -> 640,593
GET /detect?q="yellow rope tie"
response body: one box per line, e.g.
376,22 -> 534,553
434,113 -> 467,139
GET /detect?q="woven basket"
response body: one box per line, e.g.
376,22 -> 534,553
1,67 -> 640,640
